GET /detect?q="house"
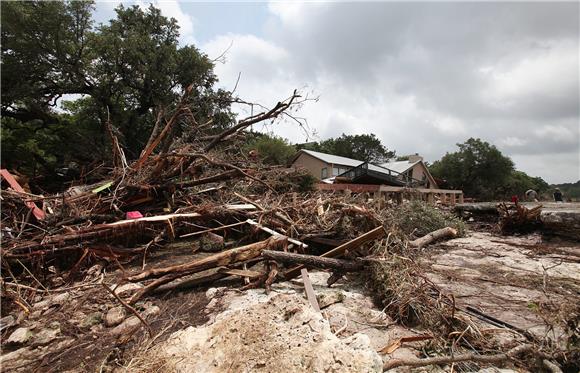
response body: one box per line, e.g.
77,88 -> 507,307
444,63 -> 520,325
290,149 -> 364,180
380,154 -> 438,189
291,150 -> 438,189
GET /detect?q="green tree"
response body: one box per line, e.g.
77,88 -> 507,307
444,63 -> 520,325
304,133 -> 395,163
429,138 -> 515,199
502,171 -> 549,198
244,133 -> 297,165
1,2 -> 232,184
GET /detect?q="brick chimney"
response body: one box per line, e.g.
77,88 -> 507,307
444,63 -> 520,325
408,153 -> 423,163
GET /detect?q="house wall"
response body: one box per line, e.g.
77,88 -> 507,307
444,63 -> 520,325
292,153 -> 329,180
410,162 -> 438,189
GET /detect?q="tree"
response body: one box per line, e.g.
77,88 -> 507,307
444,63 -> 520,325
244,133 -> 297,165
429,138 -> 515,199
1,2 -> 232,186
502,171 -> 549,199
303,133 -> 395,163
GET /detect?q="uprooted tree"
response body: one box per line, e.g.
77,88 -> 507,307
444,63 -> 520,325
1,1 -> 233,190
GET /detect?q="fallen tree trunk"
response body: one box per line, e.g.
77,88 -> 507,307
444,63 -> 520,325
409,227 -> 458,249
127,235 -> 287,304
383,344 -> 532,370
284,225 -> 386,279
262,250 -> 364,272
128,235 -> 287,282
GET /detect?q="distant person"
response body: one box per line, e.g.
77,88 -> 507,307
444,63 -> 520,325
525,189 -> 538,202
553,188 -> 563,202
511,195 -> 519,205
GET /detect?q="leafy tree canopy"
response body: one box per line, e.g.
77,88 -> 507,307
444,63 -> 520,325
429,138 -> 549,200
1,1 -> 232,189
429,138 -> 514,199
300,133 -> 395,163
244,133 -> 297,166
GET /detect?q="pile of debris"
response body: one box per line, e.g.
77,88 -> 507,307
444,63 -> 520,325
1,90 -> 576,372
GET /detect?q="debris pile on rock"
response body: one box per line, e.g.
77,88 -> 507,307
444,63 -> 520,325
1,89 -> 576,372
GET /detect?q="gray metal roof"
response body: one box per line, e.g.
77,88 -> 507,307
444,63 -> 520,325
379,160 -> 420,173
297,149 -> 365,167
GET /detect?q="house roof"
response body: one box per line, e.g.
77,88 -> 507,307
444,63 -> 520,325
293,149 -> 364,168
379,160 -> 420,173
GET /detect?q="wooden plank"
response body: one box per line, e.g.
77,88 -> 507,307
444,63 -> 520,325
218,268 -> 263,279
246,219 -> 307,249
284,226 -> 386,279
179,220 -> 247,238
0,169 -> 45,220
262,250 -> 364,272
301,268 -> 320,312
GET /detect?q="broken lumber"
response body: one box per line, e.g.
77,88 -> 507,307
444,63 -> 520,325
409,227 -> 458,249
284,226 -> 386,279
383,344 -> 533,370
301,268 -> 320,312
246,219 -> 307,249
262,250 -> 364,272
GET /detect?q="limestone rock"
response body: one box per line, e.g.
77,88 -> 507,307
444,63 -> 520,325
0,315 -> 16,332
6,327 -> 33,345
151,294 -> 383,372
33,327 -> 60,346
81,312 -> 103,328
113,283 -> 143,297
317,290 -> 345,309
105,306 -> 127,327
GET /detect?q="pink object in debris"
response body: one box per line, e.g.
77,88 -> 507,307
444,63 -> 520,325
126,211 -> 143,219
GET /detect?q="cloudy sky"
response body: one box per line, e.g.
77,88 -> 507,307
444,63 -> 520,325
95,1 -> 579,184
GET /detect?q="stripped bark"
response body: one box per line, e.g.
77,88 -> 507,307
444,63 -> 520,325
409,227 -> 458,249
262,250 -> 364,272
128,235 -> 287,282
383,344 -> 532,370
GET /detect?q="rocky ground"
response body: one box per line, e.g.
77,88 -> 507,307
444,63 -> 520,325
1,229 -> 578,372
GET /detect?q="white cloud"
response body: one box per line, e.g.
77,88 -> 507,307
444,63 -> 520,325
199,2 -> 579,183
499,137 -> 528,147
150,0 -> 196,44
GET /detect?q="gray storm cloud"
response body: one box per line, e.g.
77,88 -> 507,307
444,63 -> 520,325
203,2 -> 579,183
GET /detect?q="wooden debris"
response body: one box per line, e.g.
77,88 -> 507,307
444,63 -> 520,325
284,226 -> 386,279
409,227 -> 458,249
301,268 -> 320,312
383,344 -> 533,370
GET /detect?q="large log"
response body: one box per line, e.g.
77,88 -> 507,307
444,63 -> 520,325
262,250 -> 364,272
284,226 -> 386,279
128,235 -> 287,282
409,227 -> 458,249
127,235 -> 287,303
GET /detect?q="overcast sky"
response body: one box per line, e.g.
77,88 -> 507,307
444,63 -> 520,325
95,1 -> 579,184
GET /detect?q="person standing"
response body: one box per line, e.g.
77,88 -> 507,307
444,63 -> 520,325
553,188 -> 563,202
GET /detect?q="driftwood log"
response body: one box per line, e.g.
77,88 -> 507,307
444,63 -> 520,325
127,235 -> 287,303
409,227 -> 458,249
284,226 -> 386,279
383,344 -> 533,370
262,250 -> 364,272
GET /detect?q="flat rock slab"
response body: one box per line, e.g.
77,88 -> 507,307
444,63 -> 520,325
151,293 -> 383,373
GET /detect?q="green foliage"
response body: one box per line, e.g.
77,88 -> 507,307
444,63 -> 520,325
244,133 -> 297,165
551,181 -> 580,201
391,200 -> 466,238
1,2 -> 232,187
429,138 -> 515,200
501,171 -> 549,198
302,133 -> 395,163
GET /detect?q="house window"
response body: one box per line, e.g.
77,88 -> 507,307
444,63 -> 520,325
321,167 -> 328,179
332,167 -> 339,176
